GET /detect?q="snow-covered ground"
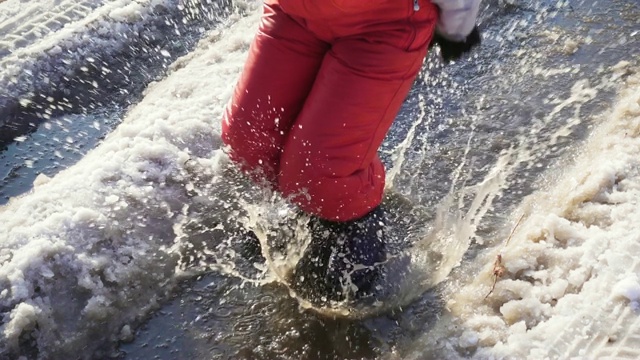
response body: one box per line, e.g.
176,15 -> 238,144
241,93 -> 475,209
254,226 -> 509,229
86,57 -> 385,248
1,0 -> 639,359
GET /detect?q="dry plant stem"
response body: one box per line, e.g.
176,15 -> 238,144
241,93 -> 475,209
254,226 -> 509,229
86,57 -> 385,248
484,213 -> 525,299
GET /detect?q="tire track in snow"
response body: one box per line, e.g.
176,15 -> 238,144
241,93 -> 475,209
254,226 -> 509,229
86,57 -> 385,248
0,0 -> 234,147
0,0 -> 107,59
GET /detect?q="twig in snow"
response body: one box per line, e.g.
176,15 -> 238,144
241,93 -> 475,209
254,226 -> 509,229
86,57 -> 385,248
484,213 -> 525,299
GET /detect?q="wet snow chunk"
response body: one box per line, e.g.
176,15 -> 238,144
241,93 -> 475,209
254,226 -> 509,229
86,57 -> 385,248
459,330 -> 479,348
611,275 -> 640,302
4,303 -> 41,347
105,195 -> 120,204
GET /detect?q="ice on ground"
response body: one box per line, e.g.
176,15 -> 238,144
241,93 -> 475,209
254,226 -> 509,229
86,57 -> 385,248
404,69 -> 640,359
0,8 -> 259,358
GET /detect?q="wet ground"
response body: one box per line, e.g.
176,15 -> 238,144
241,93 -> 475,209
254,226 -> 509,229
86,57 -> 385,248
116,1 -> 639,359
1,0 -> 639,359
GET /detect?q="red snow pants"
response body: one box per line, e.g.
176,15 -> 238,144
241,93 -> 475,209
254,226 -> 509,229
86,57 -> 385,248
221,1 -> 438,221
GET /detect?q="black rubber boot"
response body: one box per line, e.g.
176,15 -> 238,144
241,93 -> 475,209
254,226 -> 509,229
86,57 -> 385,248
291,206 -> 387,304
237,229 -> 265,264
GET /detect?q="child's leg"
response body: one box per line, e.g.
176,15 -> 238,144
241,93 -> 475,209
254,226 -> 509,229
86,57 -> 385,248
221,5 -> 329,186
278,17 -> 436,222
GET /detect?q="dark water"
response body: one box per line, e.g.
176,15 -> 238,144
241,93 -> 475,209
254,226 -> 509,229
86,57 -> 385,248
121,274 -> 401,359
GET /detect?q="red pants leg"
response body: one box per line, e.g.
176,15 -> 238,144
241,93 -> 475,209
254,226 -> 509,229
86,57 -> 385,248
224,3 -> 437,222
221,5 -> 329,185
278,15 -> 436,221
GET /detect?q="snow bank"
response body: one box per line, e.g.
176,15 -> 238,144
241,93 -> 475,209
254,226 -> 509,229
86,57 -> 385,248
0,7 -> 259,359
405,67 -> 640,359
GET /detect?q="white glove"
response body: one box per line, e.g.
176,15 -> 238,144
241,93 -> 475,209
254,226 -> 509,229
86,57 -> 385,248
431,0 -> 482,41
